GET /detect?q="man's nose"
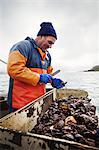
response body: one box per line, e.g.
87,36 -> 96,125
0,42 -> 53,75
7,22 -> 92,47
49,44 -> 52,48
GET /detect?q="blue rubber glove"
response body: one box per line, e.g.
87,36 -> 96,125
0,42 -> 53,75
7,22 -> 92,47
40,74 -> 53,84
51,78 -> 65,89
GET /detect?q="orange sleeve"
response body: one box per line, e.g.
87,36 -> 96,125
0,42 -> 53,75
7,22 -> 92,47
7,51 -> 40,86
47,66 -> 54,74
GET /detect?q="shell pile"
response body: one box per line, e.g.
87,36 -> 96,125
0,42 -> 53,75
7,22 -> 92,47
31,95 -> 99,148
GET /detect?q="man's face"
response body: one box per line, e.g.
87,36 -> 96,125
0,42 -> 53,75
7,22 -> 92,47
39,36 -> 56,52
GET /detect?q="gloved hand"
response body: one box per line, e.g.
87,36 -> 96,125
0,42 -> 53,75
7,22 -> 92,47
51,78 -> 65,89
40,74 -> 53,84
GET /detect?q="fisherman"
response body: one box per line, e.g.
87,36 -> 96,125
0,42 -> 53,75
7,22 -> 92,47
7,22 -> 65,112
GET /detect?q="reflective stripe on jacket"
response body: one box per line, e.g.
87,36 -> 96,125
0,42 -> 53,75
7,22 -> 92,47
7,37 -> 53,109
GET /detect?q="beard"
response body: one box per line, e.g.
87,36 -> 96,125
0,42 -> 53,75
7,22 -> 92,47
42,49 -> 47,53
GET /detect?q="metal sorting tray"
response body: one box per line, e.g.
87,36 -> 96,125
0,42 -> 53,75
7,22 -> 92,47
0,89 -> 98,150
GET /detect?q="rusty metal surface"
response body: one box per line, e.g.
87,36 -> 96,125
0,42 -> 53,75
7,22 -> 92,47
56,89 -> 88,99
0,90 -> 54,132
0,88 -> 98,150
0,127 -> 98,150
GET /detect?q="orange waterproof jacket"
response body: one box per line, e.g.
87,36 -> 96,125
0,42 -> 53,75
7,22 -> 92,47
7,37 -> 53,110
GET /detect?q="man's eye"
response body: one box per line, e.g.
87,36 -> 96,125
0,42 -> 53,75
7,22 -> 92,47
48,41 -> 53,45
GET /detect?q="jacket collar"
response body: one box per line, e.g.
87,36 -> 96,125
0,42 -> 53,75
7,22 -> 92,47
25,37 -> 47,60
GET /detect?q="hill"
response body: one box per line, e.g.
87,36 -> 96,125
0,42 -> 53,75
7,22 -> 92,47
87,65 -> 99,71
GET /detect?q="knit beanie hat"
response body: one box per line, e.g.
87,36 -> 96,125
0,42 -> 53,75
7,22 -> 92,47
37,22 -> 57,39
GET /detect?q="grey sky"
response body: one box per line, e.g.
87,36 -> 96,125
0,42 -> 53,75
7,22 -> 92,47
0,0 -> 99,72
